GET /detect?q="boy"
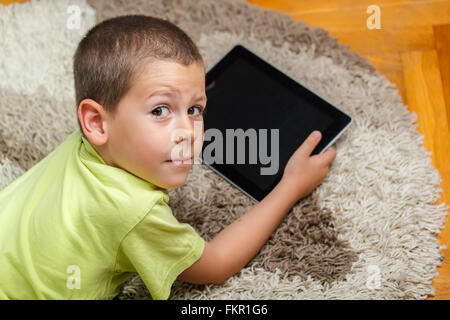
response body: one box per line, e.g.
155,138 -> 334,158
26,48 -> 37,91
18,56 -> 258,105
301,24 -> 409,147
0,15 -> 336,299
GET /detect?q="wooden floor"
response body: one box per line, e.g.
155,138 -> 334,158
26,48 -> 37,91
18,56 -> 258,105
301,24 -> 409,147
248,0 -> 450,300
1,0 -> 449,299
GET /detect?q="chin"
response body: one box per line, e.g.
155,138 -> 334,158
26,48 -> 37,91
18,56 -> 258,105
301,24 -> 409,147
165,182 -> 187,190
161,176 -> 189,190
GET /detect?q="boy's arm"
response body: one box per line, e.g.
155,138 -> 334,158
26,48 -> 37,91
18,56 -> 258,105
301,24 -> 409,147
178,179 -> 300,284
177,131 -> 336,284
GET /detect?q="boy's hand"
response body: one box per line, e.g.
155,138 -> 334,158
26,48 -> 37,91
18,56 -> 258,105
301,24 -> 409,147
179,130 -> 336,286
281,131 -> 336,200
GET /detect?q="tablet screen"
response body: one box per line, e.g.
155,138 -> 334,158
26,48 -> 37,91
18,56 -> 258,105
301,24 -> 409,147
201,45 -> 351,202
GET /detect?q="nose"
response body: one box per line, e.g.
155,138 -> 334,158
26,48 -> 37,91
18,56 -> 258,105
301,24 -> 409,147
172,114 -> 195,144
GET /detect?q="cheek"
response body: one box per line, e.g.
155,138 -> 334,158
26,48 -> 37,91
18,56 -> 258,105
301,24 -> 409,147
136,133 -> 168,161
191,130 -> 204,160
145,127 -> 176,159
113,120 -> 167,162
193,119 -> 204,141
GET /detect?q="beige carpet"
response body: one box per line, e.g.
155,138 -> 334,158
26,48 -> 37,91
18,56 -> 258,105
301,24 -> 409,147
0,0 -> 448,299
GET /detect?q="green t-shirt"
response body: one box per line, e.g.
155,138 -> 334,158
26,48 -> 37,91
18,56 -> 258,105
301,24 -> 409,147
0,129 -> 204,300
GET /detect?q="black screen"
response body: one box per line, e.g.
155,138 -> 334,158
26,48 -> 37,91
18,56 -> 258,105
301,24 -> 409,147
202,57 -> 334,192
201,45 -> 351,201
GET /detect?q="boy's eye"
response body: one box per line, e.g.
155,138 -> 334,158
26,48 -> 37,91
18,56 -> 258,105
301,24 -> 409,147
188,105 -> 204,116
151,105 -> 169,118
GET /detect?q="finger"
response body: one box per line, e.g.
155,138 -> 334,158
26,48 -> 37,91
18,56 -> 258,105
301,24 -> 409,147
299,131 -> 322,157
319,146 -> 336,165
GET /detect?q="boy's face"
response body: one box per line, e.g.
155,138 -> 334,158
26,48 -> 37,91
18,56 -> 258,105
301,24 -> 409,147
103,60 -> 206,189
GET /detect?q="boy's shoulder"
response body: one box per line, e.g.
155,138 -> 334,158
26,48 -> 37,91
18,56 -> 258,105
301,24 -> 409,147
78,130 -> 165,195
0,128 -> 168,226
76,129 -> 169,221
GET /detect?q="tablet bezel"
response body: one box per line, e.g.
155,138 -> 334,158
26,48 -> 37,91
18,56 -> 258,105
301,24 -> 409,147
199,44 -> 352,203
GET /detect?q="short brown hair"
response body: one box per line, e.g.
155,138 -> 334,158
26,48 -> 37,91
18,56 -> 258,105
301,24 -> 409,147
73,15 -> 204,132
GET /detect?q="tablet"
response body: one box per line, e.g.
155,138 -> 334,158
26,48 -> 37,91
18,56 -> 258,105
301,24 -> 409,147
199,44 -> 352,203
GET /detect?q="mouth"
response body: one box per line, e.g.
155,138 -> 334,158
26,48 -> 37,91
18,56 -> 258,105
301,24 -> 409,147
165,157 -> 194,168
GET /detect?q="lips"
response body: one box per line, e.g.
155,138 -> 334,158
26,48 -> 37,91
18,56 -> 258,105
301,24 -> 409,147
166,157 -> 194,167
169,157 -> 192,162
166,156 -> 193,162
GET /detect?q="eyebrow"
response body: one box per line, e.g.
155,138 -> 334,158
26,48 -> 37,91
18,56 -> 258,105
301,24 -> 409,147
147,90 -> 178,99
147,89 -> 207,103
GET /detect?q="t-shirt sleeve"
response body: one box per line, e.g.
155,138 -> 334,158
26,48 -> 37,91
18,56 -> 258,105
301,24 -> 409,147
114,197 -> 205,300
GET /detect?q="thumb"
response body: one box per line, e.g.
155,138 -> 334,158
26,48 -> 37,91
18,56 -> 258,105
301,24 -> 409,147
314,146 -> 337,165
299,130 -> 322,156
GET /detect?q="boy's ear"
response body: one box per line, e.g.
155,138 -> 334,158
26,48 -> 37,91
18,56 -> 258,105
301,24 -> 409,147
203,58 -> 208,71
77,99 -> 109,146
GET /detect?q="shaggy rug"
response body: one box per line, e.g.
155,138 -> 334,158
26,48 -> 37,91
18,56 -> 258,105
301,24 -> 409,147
0,0 -> 448,299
